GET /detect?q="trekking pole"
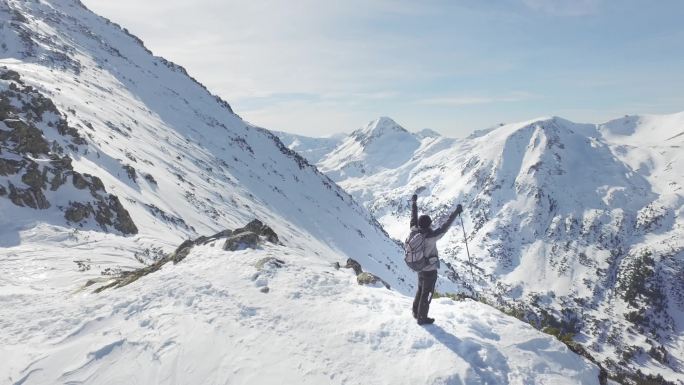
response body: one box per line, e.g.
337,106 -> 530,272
459,214 -> 474,284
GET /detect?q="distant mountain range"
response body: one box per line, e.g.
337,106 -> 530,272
277,113 -> 684,383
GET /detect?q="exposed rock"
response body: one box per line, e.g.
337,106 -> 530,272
223,219 -> 281,250
64,195 -> 138,235
104,195 -> 138,235
8,182 -> 49,209
237,219 -> 280,244
21,163 -> 46,189
0,184 -> 6,196
260,286 -> 270,293
0,69 -> 21,82
344,258 -> 363,275
88,174 -> 105,195
144,173 -> 157,185
54,119 -> 86,144
223,231 -> 260,251
72,172 -> 89,189
0,158 -> 22,176
193,229 -> 233,247
340,258 -> 390,289
255,257 -> 285,271
145,203 -> 194,232
1,118 -> 50,156
49,169 -> 67,191
1,68 -> 136,235
92,219 -> 285,293
123,164 -> 136,182
65,202 -> 92,223
357,272 -> 390,289
170,239 -> 195,264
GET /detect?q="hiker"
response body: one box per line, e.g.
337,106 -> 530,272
409,194 -> 462,325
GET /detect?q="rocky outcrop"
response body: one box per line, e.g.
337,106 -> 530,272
336,258 -> 390,289
0,67 -> 137,234
357,272 -> 389,288
224,219 -> 281,251
224,232 -> 260,251
92,220 -> 280,292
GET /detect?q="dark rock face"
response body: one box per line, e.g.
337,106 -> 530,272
344,258 -> 363,275
237,219 -> 280,244
143,173 -> 157,185
8,181 -> 50,209
123,164 -> 137,182
2,118 -> 50,155
0,67 -> 137,234
64,195 -> 138,235
225,219 -> 281,250
72,173 -> 89,189
64,202 -> 91,222
94,195 -> 138,235
0,158 -> 23,176
224,231 -> 260,251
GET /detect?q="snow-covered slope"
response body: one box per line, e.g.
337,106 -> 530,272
3,230 -> 600,385
0,1 -> 607,384
273,130 -> 344,164
0,0 -> 412,291
298,115 -> 684,384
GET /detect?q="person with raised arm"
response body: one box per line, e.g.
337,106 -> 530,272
408,194 -> 462,325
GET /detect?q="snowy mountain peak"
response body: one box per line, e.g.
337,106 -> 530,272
367,116 -> 406,133
317,117 -> 421,181
351,116 -> 413,146
471,116 -> 601,145
599,111 -> 684,145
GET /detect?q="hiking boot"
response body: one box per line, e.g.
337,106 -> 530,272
412,311 -> 418,319
417,317 -> 435,325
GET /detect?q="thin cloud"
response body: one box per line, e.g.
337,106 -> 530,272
417,92 -> 536,106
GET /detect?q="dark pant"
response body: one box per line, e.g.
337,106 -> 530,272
412,270 -> 438,319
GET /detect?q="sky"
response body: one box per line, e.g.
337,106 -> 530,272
81,0 -> 684,137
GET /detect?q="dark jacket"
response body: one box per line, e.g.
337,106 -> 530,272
410,200 -> 460,271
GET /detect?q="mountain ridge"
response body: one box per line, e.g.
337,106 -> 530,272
0,0 -> 413,290
279,112 -> 684,384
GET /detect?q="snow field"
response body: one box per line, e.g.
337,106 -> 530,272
1,226 -> 599,385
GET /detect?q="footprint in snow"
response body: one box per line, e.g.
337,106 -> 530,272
411,337 -> 435,349
239,305 -> 258,317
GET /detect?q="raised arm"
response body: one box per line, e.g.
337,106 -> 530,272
430,204 -> 463,239
410,194 -> 418,228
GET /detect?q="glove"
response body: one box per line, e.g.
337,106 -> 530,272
412,194 -> 418,202
455,204 -> 463,215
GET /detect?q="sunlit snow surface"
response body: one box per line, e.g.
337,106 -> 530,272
0,1 -> 604,384
2,225 -> 598,385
